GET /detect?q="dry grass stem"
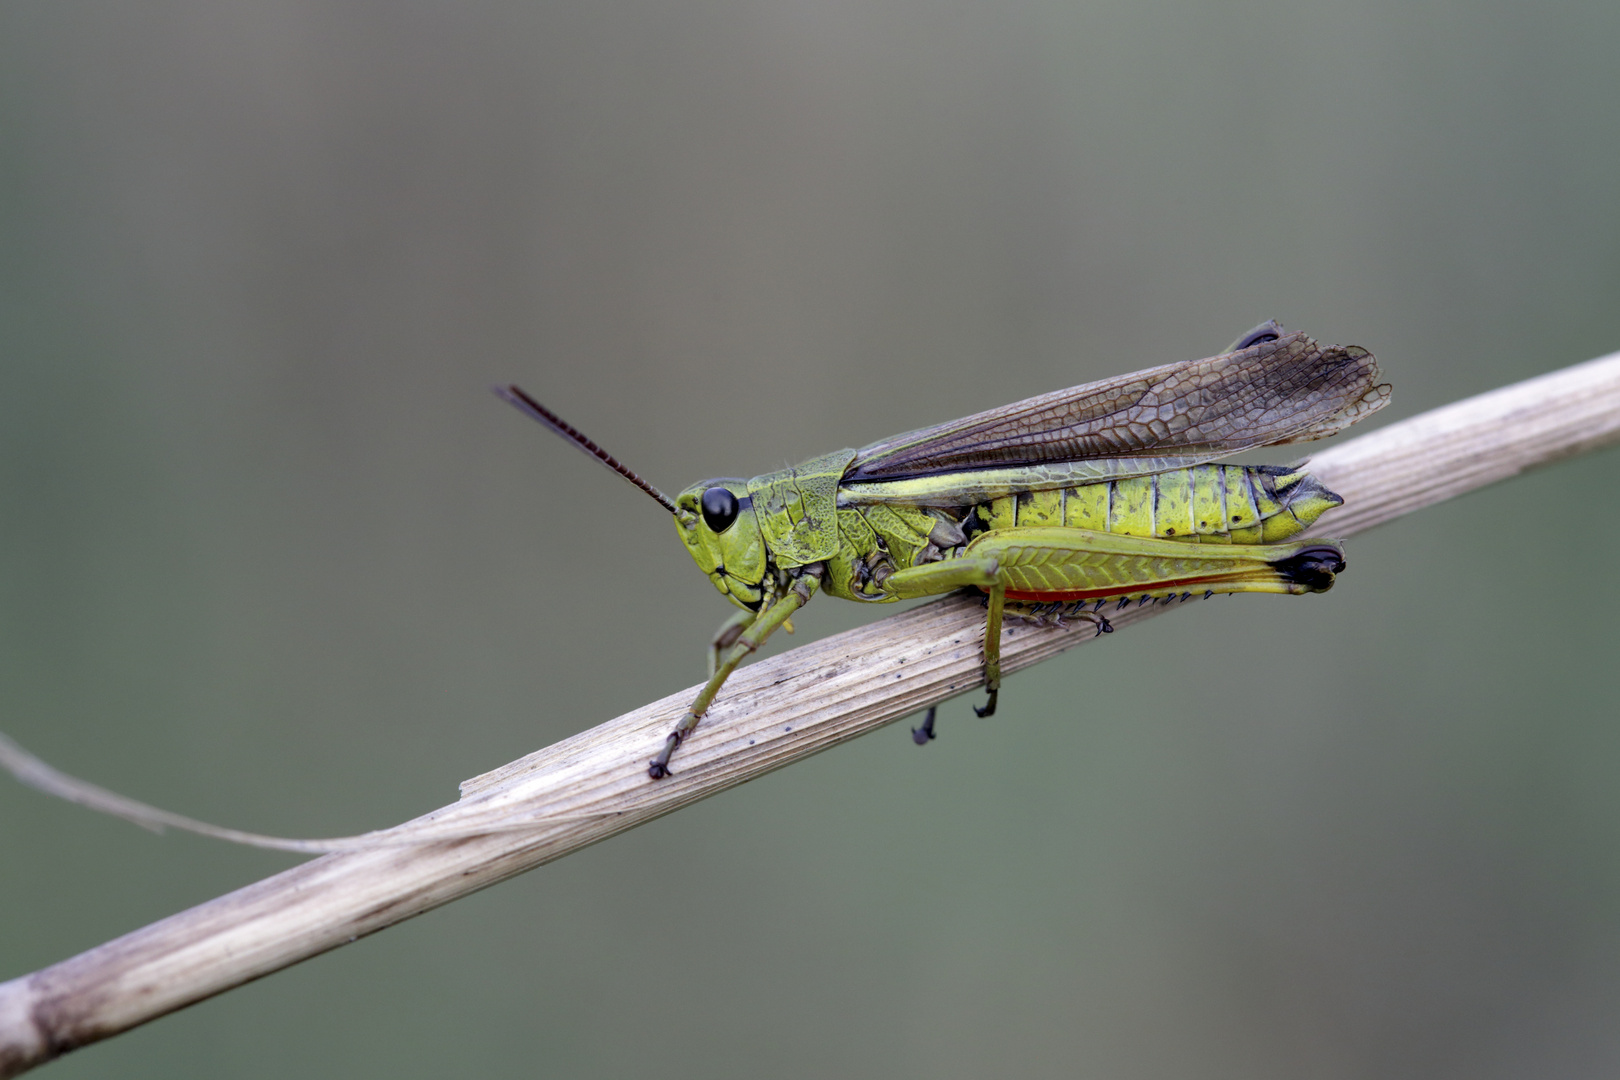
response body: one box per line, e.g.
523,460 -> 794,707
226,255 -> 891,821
2,348 -> 1619,1077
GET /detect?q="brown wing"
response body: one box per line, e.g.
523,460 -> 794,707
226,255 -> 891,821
844,331 -> 1390,481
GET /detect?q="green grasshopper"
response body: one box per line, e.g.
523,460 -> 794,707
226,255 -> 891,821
498,321 -> 1389,779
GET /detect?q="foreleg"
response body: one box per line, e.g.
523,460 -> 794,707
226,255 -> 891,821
708,609 -> 756,679
649,567 -> 822,779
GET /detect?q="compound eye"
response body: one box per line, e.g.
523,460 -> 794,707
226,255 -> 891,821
700,486 -> 740,533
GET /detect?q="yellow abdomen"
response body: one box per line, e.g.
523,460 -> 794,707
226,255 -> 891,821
979,464 -> 1341,545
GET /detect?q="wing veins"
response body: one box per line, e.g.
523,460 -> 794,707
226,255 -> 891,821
845,332 -> 1389,481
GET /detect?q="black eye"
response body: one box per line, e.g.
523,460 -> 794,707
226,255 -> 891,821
701,487 -> 740,533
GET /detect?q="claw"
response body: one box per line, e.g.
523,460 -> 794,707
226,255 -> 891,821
647,732 -> 682,779
911,706 -> 938,745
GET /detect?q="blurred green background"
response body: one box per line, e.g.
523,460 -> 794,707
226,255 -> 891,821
2,0 -> 1619,1076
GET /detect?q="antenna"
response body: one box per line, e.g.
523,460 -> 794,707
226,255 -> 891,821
493,385 -> 679,515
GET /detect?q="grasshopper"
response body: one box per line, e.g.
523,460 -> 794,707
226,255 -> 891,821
499,321 -> 1389,779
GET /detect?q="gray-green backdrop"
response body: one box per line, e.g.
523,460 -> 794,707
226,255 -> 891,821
3,1 -> 1618,1076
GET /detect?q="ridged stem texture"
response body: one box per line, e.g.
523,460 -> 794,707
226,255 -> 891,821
3,348 -> 1620,1077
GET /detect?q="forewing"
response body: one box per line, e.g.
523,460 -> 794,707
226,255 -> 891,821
845,331 -> 1390,481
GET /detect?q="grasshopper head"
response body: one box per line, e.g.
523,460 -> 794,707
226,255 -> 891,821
674,479 -> 770,610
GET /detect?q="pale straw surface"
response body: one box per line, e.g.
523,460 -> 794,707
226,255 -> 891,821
2,349 -> 1618,1077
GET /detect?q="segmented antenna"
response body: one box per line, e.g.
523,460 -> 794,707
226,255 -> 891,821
494,385 -> 679,515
